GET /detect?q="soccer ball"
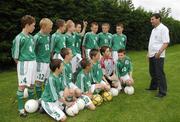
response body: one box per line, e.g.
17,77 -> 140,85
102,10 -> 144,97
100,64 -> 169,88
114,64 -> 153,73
24,99 -> 39,113
76,98 -> 85,110
102,91 -> 112,101
92,94 -> 103,106
110,88 -> 119,96
124,86 -> 134,95
65,103 -> 79,116
23,88 -> 28,98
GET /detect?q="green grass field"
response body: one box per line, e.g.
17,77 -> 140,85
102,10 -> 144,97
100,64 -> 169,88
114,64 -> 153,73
0,45 -> 180,122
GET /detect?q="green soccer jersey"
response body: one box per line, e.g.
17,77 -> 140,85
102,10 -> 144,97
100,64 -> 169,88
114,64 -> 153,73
34,32 -> 50,63
76,70 -> 92,93
65,33 -> 77,56
58,73 -> 68,90
63,62 -> 73,86
11,32 -> 36,61
82,32 -> 99,49
74,32 -> 83,54
41,73 -> 63,102
97,32 -> 113,48
112,33 -> 127,51
91,61 -> 103,83
116,56 -> 132,77
51,32 -> 66,54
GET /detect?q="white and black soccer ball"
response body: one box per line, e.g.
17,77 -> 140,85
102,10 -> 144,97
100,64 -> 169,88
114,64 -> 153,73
65,103 -> 79,116
24,99 -> 39,113
124,86 -> 134,95
110,88 -> 119,96
76,98 -> 85,110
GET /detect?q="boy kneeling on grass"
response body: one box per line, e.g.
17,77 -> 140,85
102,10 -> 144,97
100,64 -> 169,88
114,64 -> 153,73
41,59 -> 71,122
90,49 -> 110,94
116,49 -> 134,89
100,46 -> 122,91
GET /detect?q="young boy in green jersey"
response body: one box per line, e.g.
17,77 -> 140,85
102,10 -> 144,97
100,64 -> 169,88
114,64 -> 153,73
74,21 -> 88,55
82,22 -> 99,59
98,23 -> 113,48
60,48 -> 82,97
11,15 -> 36,117
90,49 -> 110,93
76,58 -> 108,110
41,59 -> 67,122
112,23 -> 127,62
116,49 -> 134,87
100,46 -> 122,91
34,18 -> 53,99
65,20 -> 82,73
51,19 -> 66,60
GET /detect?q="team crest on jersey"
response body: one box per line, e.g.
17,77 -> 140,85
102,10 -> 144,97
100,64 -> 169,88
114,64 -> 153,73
125,60 -> 129,65
122,37 -> 125,41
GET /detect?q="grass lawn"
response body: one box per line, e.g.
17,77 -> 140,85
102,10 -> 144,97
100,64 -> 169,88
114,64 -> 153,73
0,45 -> 180,122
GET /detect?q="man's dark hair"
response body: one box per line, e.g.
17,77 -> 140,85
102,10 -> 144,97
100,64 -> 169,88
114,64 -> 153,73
151,13 -> 161,21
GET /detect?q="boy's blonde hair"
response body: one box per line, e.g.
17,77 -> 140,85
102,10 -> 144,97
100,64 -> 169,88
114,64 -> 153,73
66,20 -> 74,29
102,23 -> 110,28
39,18 -> 53,29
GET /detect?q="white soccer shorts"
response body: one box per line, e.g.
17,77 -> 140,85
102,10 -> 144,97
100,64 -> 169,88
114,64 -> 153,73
17,60 -> 37,87
41,100 -> 65,121
36,62 -> 50,82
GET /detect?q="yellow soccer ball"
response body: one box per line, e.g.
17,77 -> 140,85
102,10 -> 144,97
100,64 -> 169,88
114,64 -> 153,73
92,94 -> 103,106
102,91 -> 112,101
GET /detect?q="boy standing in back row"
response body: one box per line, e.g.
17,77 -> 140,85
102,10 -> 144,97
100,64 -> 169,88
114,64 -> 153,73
51,19 -> 66,60
34,18 -> 53,99
82,22 -> 99,59
112,23 -> 127,62
98,23 -> 112,48
11,15 -> 36,117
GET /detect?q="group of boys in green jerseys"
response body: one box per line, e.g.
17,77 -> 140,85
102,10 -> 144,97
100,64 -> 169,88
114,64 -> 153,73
12,15 -> 134,121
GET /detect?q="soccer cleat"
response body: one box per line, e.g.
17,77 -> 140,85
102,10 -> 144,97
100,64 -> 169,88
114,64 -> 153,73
38,106 -> 45,114
19,111 -> 27,117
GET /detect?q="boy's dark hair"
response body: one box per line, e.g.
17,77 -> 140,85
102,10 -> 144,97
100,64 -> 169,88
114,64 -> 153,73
56,19 -> 65,29
116,22 -> 124,28
21,15 -> 35,28
118,49 -> 126,54
91,22 -> 98,27
90,48 -> 99,59
60,48 -> 71,59
151,13 -> 161,21
100,46 -> 110,56
80,58 -> 91,69
50,59 -> 62,72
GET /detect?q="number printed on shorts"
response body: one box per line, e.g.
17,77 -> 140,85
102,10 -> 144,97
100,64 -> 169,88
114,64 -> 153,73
38,74 -> 45,80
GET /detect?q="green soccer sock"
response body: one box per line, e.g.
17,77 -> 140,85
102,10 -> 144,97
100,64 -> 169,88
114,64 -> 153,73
35,84 -> 42,99
17,90 -> 24,111
28,88 -> 34,99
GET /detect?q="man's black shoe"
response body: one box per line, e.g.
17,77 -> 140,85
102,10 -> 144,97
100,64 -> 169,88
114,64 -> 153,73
155,94 -> 166,98
145,88 -> 157,91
